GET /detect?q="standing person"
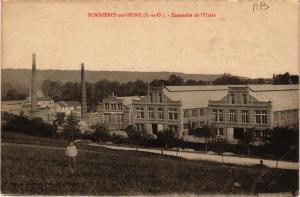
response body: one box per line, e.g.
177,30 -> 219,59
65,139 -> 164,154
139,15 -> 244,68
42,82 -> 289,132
66,141 -> 78,174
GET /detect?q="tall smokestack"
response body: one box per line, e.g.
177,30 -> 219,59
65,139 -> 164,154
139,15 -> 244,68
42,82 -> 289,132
31,54 -> 38,113
81,63 -> 87,119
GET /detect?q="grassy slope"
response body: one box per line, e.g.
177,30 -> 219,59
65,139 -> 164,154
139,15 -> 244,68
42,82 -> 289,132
1,133 -> 299,195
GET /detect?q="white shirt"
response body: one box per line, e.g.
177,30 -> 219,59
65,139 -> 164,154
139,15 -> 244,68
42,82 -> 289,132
66,145 -> 78,157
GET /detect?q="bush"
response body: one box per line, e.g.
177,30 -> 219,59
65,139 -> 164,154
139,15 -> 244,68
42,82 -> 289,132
90,123 -> 110,142
2,112 -> 56,138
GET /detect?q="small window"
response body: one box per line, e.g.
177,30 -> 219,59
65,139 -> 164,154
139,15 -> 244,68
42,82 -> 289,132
150,93 -> 153,103
231,94 -> 235,104
229,110 -> 237,123
158,108 -> 164,119
199,108 -> 205,116
192,110 -> 197,117
184,110 -> 189,118
148,108 -> 155,119
219,128 -> 224,136
159,94 -> 163,103
241,110 -> 249,123
169,108 -> 178,120
243,94 -> 247,104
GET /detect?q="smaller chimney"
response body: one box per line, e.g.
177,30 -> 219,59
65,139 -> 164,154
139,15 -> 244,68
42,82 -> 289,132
81,63 -> 87,119
31,53 -> 38,113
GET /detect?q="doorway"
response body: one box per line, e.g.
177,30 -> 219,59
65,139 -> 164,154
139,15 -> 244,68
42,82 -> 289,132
152,124 -> 158,134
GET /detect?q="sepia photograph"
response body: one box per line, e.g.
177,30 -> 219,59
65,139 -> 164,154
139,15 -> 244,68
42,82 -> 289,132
1,0 -> 299,196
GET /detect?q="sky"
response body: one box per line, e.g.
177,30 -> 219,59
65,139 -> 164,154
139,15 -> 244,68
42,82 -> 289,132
2,0 -> 299,78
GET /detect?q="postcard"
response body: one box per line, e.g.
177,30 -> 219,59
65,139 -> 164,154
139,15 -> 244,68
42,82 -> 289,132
1,0 -> 299,196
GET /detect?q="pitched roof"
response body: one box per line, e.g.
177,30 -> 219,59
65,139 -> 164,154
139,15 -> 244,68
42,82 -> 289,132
164,85 -> 299,111
56,101 -> 81,107
1,100 -> 25,105
164,86 -> 227,109
117,96 -> 143,106
249,86 -> 299,111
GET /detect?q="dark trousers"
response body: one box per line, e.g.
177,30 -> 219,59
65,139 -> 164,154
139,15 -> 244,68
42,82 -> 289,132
67,156 -> 76,173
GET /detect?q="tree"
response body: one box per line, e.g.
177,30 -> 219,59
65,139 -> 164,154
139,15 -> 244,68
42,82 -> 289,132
168,75 -> 184,86
124,125 -> 145,148
150,79 -> 169,87
53,112 -> 66,128
1,112 -> 16,123
2,112 -> 56,138
273,72 -> 299,84
185,79 -> 199,86
265,127 -> 298,168
2,112 -> 31,134
63,113 -> 80,141
239,128 -> 256,156
156,129 -> 176,149
4,88 -> 27,100
30,117 -> 56,138
213,75 -> 245,85
215,139 -> 227,164
189,126 -> 211,152
41,80 -> 64,101
90,123 -> 109,142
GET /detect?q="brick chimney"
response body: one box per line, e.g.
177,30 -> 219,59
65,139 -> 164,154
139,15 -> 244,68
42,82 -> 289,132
81,63 -> 87,119
31,54 -> 37,113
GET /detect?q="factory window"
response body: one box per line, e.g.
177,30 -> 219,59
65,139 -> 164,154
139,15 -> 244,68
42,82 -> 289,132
169,108 -> 178,120
150,93 -> 153,103
255,111 -> 267,124
199,108 -> 205,116
159,94 -> 163,103
213,109 -> 224,122
229,110 -> 237,123
118,104 -> 123,110
214,128 -> 224,136
218,128 -> 224,136
136,107 -> 144,119
148,108 -> 155,119
231,94 -> 235,104
104,103 -> 109,110
241,110 -> 249,123
192,109 -> 197,117
111,103 -> 117,110
184,110 -> 189,118
243,94 -> 247,104
158,108 -> 164,120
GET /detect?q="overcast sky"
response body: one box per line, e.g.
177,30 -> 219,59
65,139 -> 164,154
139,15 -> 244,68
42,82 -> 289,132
2,0 -> 299,78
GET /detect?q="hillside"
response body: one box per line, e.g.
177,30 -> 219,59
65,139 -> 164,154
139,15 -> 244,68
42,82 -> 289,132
1,68 -> 246,94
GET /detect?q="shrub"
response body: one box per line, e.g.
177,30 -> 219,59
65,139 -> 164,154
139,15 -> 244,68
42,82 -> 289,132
2,112 -> 56,138
90,123 -> 110,142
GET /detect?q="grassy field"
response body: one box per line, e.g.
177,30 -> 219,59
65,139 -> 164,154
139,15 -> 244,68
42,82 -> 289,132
1,133 -> 299,195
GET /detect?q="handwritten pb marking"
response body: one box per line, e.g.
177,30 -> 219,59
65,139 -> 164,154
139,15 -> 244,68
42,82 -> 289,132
253,1 -> 269,12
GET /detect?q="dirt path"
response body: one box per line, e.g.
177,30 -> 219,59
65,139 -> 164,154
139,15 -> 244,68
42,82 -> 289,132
92,144 -> 299,170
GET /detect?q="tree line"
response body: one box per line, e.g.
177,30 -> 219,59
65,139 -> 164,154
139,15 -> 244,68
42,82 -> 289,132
2,111 -> 298,163
2,73 -> 298,107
